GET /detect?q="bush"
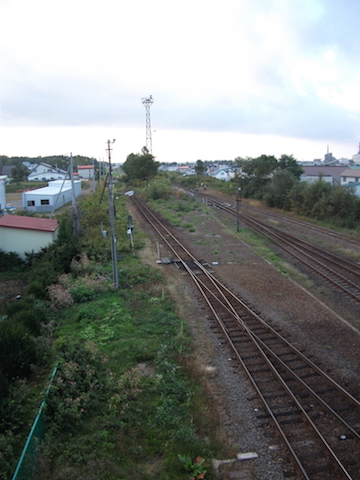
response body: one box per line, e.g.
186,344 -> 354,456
45,342 -> 113,433
5,298 -> 48,336
0,321 -> 38,381
263,170 -> 298,210
0,250 -> 25,273
146,178 -> 172,200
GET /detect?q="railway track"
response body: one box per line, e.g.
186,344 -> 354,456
131,194 -> 360,480
187,189 -> 360,306
188,188 -> 360,249
243,203 -> 360,248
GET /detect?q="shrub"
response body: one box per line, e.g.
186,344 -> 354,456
0,250 -> 25,272
45,342 -> 113,433
5,298 -> 48,336
0,321 -> 38,381
146,178 -> 172,200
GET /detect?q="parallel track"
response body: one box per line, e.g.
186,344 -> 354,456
189,189 -> 360,306
131,194 -> 360,480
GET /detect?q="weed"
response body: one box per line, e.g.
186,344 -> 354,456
178,455 -> 207,479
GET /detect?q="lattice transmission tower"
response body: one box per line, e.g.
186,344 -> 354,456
141,95 -> 154,154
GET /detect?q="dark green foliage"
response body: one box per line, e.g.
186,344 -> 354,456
278,154 -> 304,179
0,250 -> 25,272
78,186 -> 131,259
263,170 -> 298,210
5,298 -> 48,336
122,148 -> 159,183
11,164 -> 29,182
27,279 -> 49,299
146,178 -> 172,200
195,159 -> 207,175
288,180 -> 360,227
24,214 -> 80,293
0,321 -> 38,381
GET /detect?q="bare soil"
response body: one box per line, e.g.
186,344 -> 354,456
128,191 -> 360,480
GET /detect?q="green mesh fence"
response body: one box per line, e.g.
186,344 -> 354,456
11,365 -> 58,480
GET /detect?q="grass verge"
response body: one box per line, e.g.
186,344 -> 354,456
33,257 -> 221,480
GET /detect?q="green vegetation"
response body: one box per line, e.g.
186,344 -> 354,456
122,147 -> 159,184
147,193 -> 204,231
194,160 -> 207,176
36,274 -> 218,479
0,184 -> 221,480
177,155 -> 360,230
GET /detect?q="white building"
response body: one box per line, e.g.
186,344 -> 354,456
77,165 -> 94,179
210,167 -> 236,181
0,215 -> 59,259
300,166 -> 346,185
27,162 -> 68,182
22,180 -> 82,213
340,168 -> 360,185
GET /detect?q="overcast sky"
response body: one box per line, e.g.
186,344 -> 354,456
1,0 -> 360,164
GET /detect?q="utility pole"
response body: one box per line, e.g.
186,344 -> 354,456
236,186 -> 241,232
106,139 -> 119,289
141,95 -> 154,154
70,152 -> 81,238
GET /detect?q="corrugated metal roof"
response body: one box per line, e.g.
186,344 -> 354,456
78,165 -> 94,169
0,215 -> 58,232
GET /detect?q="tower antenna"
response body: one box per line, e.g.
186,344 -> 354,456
141,95 -> 154,154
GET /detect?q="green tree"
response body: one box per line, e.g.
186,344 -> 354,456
194,159 -> 206,175
264,170 -> 298,210
278,154 -> 303,179
123,147 -> 159,183
11,165 -> 29,181
240,155 -> 278,198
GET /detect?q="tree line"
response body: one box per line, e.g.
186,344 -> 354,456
181,155 -> 360,229
232,154 -> 359,228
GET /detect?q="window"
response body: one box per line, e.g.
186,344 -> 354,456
41,199 -> 50,205
27,200 -> 35,206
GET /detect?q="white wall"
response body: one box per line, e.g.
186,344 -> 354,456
22,181 -> 81,212
0,227 -> 57,259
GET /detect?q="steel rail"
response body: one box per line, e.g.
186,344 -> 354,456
188,187 -> 360,248
198,196 -> 360,303
131,194 -> 360,479
132,194 -> 360,407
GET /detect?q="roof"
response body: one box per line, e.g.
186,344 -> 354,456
78,165 -> 94,169
0,215 -> 58,232
28,163 -> 68,175
301,166 -> 347,176
340,168 -> 360,177
23,180 -> 79,196
0,165 -> 16,176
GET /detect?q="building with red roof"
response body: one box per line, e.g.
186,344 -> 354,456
0,215 -> 59,258
77,165 -> 94,179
